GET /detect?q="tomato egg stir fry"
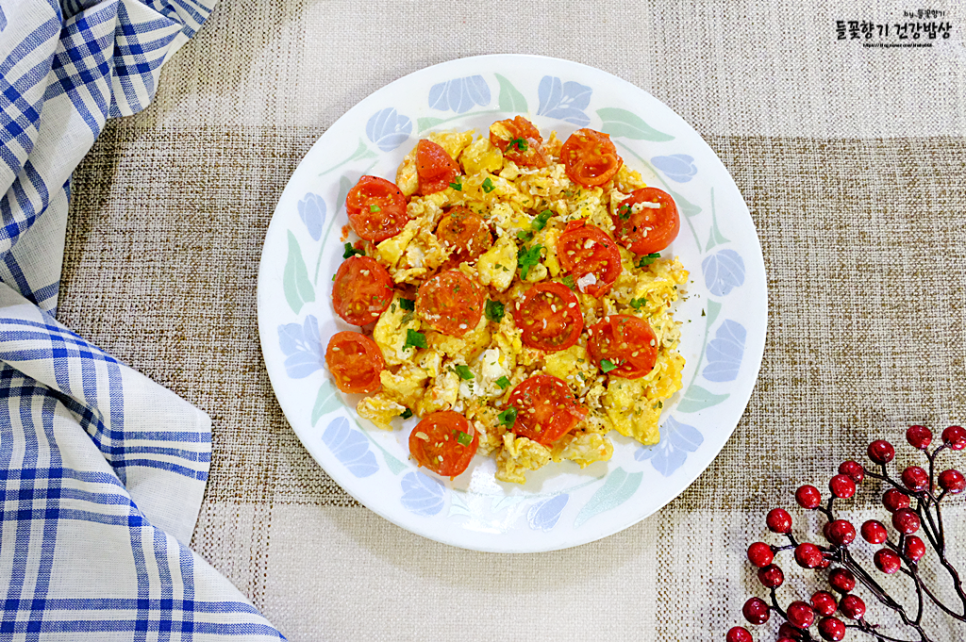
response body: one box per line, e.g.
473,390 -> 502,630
324,116 -> 689,483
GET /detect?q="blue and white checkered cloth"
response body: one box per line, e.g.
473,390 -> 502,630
1,2 -> 285,639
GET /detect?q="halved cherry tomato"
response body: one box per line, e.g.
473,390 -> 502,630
512,282 -> 583,352
612,187 -> 680,255
587,315 -> 658,379
508,374 -> 588,446
560,128 -> 623,187
345,176 -> 410,242
331,256 -> 394,325
556,221 -> 623,298
324,331 -> 385,393
415,270 -> 484,337
416,140 -> 460,195
436,206 -> 492,267
409,410 -> 479,478
489,116 -> 549,168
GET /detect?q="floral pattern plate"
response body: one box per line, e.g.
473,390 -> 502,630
257,55 -> 767,553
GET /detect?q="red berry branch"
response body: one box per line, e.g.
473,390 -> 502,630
726,425 -> 966,642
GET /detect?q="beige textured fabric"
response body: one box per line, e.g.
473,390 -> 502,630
60,0 -> 966,640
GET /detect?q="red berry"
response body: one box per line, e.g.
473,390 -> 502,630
839,594 -> 866,620
795,543 -> 824,568
943,425 -> 966,450
758,564 -> 784,588
766,508 -> 793,534
796,485 -> 822,509
829,474 -> 856,499
825,520 -> 856,547
747,542 -> 774,568
868,439 -> 895,464
892,507 -> 921,534
939,469 -> 966,494
787,601 -> 815,629
906,425 -> 932,449
777,639 -> 797,642
861,520 -> 888,544
778,623 -> 804,640
818,616 -> 846,641
901,466 -> 930,492
882,488 -> 910,512
742,596 -> 770,625
838,460 -> 865,483
726,626 -> 753,642
828,567 -> 856,593
875,548 -> 902,573
811,590 -> 838,616
904,535 -> 926,562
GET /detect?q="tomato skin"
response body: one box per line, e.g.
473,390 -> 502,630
556,221 -> 623,298
324,331 -> 386,394
415,270 -> 484,337
508,374 -> 588,446
489,116 -> 550,168
512,282 -> 584,352
409,410 -> 479,478
587,315 -> 658,379
331,256 -> 394,325
345,176 -> 410,242
560,129 -> 623,187
416,140 -> 460,194
612,187 -> 680,255
436,206 -> 493,267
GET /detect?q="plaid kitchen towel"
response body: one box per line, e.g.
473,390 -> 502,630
1,1 -> 284,639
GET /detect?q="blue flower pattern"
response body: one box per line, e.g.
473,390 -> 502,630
321,417 -> 379,478
428,76 -> 491,114
527,494 -> 568,531
401,472 -> 446,516
703,320 -> 746,383
702,249 -> 746,296
536,76 -> 591,126
366,108 -> 412,152
635,416 -> 704,477
297,193 -> 325,241
278,315 -> 323,378
652,154 -> 697,183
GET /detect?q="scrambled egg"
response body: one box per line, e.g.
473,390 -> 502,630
349,121 -> 689,484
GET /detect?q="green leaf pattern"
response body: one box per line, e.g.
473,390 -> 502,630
574,468 -> 642,528
283,231 -> 314,314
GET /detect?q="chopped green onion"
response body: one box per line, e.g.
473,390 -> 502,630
630,297 -> 647,310
449,180 -> 462,191
495,376 -> 511,390
531,209 -> 553,230
404,329 -> 427,350
637,252 -> 661,267
508,137 -> 529,152
617,204 -> 631,220
400,408 -> 413,420
516,230 -> 533,242
600,359 -> 618,373
560,275 -> 576,290
369,204 -> 381,213
485,300 -> 505,322
482,177 -> 495,193
455,365 -> 474,380
398,298 -> 415,311
517,244 -> 543,279
455,430 -> 473,446
498,407 -> 518,427
342,242 -> 364,259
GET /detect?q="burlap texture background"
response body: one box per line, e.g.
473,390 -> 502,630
59,0 -> 966,639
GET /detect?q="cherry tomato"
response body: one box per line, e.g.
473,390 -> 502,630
612,187 -> 680,255
556,221 -> 623,297
560,128 -> 623,187
489,116 -> 549,168
324,331 -> 385,393
415,270 -> 484,337
416,139 -> 460,195
409,410 -> 479,478
345,176 -> 409,242
331,256 -> 394,325
512,282 -> 583,352
436,206 -> 493,267
587,315 -> 658,379
508,374 -> 588,446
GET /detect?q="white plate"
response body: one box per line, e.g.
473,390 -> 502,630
257,54 -> 767,553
